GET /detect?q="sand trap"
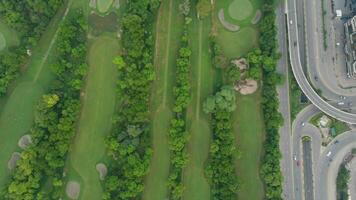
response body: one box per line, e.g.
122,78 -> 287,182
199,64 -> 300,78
232,58 -> 248,70
0,32 -> 6,51
18,134 -> 32,149
251,9 -> 262,24
235,79 -> 258,95
218,9 -> 240,32
7,152 -> 21,170
66,181 -> 81,200
96,163 -> 108,180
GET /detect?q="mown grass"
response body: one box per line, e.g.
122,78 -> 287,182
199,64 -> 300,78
0,19 -> 19,52
0,1 -> 80,189
64,33 -> 120,200
183,17 -> 214,200
142,0 -> 183,199
214,0 -> 265,199
233,91 -> 265,200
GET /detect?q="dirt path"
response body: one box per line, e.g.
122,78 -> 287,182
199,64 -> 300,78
33,0 -> 73,82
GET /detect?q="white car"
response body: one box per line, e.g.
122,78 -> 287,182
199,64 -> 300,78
294,154 -> 297,161
326,151 -> 331,157
290,20 -> 293,24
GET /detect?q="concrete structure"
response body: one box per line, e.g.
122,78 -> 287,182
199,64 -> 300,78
344,16 -> 356,78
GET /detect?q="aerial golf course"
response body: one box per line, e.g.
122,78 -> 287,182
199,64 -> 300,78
0,0 -> 277,199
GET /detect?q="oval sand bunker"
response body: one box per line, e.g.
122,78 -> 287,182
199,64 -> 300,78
96,163 -> 108,180
66,181 -> 81,200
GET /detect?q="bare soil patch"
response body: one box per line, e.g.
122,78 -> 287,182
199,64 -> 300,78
218,9 -> 240,32
18,134 -> 32,149
96,163 -> 108,180
66,181 -> 81,199
251,9 -> 262,24
7,152 -> 21,170
235,79 -> 258,95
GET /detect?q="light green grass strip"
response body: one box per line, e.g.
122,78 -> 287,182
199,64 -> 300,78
233,92 -> 265,200
65,34 -> 119,200
228,0 -> 253,21
0,20 -> 19,51
97,0 -> 113,13
142,0 -> 182,199
183,18 -> 213,200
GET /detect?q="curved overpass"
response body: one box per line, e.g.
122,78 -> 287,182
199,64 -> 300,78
286,0 -> 356,124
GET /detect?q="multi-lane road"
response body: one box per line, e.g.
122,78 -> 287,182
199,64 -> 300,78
279,0 -> 356,199
286,0 -> 356,124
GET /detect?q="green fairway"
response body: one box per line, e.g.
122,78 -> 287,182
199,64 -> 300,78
0,19 -> 19,52
183,18 -> 214,200
142,0 -> 183,199
233,92 -> 265,200
0,1 -> 82,189
97,0 -> 113,13
64,34 -> 119,200
228,0 -> 253,21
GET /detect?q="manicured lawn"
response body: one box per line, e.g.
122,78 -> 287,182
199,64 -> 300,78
0,19 -> 19,52
233,92 -> 265,200
142,0 -> 183,199
0,2 -> 78,189
64,33 -> 120,200
183,17 -> 214,200
215,0 -> 260,59
214,0 -> 265,199
228,0 -> 253,21
97,0 -> 113,13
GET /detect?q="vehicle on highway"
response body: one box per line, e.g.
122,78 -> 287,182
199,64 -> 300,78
326,151 -> 331,157
337,102 -> 345,105
290,20 -> 293,24
301,122 -> 305,126
294,154 -> 297,161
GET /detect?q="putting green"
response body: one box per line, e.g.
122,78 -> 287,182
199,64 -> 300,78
228,0 -> 253,21
0,32 -> 6,51
97,0 -> 113,13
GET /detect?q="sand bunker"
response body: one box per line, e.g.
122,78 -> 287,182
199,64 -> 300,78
218,9 -> 240,32
89,0 -> 96,8
96,163 -> 108,180
235,79 -> 258,95
251,9 -> 262,24
66,181 -> 81,200
18,134 -> 32,149
232,58 -> 248,70
7,152 -> 21,170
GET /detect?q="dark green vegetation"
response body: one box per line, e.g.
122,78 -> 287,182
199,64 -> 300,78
258,0 -> 284,199
310,113 -> 350,137
336,164 -> 350,200
0,0 -> 64,96
103,1 -> 160,200
204,86 -> 238,199
1,12 -> 88,199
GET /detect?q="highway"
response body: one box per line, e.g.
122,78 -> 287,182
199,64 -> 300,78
302,139 -> 314,200
286,0 -> 356,124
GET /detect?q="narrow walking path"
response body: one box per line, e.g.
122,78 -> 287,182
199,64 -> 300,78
0,1 -> 77,188
183,17 -> 214,200
143,0 -> 183,199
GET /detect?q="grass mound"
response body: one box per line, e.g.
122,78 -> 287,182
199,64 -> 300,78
0,32 -> 6,51
228,0 -> 253,21
97,0 -> 113,13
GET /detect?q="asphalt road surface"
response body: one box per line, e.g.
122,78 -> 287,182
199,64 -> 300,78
286,0 -> 356,124
302,139 -> 314,200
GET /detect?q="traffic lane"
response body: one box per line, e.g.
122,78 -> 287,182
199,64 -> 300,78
276,3 -> 294,199
286,0 -> 356,124
302,139 -> 314,200
316,131 -> 356,200
292,105 -> 321,200
349,159 -> 356,200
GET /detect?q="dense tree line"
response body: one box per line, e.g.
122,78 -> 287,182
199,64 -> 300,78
103,1 -> 161,199
258,0 -> 284,199
1,11 -> 87,200
203,86 -> 239,200
167,4 -> 192,198
0,0 -> 64,97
